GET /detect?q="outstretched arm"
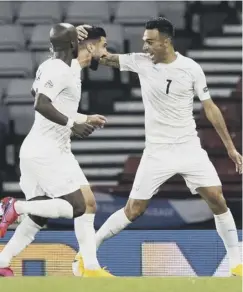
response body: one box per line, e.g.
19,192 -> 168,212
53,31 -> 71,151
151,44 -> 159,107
99,54 -> 120,69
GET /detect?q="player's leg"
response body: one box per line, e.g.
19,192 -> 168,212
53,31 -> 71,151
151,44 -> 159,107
0,157 -> 75,229
0,216 -> 41,269
35,152 -> 112,277
62,186 -> 100,270
181,141 -> 241,275
0,162 -> 48,275
96,145 -> 176,249
96,198 -> 150,249
197,186 -> 241,276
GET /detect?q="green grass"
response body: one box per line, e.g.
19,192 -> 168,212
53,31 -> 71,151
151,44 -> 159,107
0,277 -> 242,292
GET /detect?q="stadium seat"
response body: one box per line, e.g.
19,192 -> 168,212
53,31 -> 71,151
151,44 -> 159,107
0,52 -> 33,77
5,79 -> 33,102
124,26 -> 144,52
17,2 -> 61,24
199,129 -> 242,150
0,25 -> 26,51
101,24 -> 124,53
174,36 -> 192,55
158,2 -> 186,29
231,77 -> 242,99
214,158 -> 241,183
198,102 -> 242,128
33,51 -> 51,68
6,79 -> 34,136
0,78 -> 12,94
7,104 -> 35,136
29,25 -> 52,51
65,1 -> 110,24
217,102 -> 242,127
114,1 -> 158,24
0,2 -> 13,24
88,66 -> 114,81
119,156 -> 140,184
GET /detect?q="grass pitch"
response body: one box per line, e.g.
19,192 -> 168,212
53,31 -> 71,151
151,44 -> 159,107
0,277 -> 242,292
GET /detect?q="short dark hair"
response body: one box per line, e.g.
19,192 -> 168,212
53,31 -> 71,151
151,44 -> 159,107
145,17 -> 175,38
84,26 -> 106,42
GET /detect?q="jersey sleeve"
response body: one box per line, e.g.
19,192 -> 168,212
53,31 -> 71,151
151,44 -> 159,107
34,66 -> 66,101
193,64 -> 211,101
119,53 -> 144,73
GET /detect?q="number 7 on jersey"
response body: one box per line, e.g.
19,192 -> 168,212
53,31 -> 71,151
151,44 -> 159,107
166,79 -> 172,94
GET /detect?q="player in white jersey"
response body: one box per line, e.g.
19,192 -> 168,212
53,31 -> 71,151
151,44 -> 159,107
0,24 -> 113,277
76,18 -> 242,276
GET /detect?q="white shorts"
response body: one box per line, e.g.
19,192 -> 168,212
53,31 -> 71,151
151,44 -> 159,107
130,139 -> 222,200
19,152 -> 89,201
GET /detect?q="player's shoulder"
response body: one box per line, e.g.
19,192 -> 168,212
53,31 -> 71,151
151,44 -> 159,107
177,52 -> 202,72
38,58 -> 69,77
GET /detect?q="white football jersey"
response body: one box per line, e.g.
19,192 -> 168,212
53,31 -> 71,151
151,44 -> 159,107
20,58 -> 81,158
119,52 -> 211,144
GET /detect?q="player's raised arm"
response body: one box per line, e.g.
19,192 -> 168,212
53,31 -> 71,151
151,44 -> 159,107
99,53 -> 120,69
194,64 -> 242,173
100,52 -> 146,73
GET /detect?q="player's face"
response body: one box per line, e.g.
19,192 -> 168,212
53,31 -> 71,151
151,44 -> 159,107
142,29 -> 168,64
88,37 -> 108,70
92,37 -> 108,59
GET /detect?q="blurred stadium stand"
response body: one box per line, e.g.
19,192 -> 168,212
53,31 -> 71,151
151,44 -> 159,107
0,1 -> 241,213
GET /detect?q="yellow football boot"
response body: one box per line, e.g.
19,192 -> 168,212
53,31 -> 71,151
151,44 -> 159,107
231,264 -> 242,276
83,268 -> 115,277
72,254 -> 84,277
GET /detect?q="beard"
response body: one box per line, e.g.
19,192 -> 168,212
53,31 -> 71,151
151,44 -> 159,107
89,57 -> 100,71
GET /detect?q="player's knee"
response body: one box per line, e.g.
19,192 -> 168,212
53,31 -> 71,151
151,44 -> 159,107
73,201 -> 86,218
124,200 -> 147,221
85,197 -> 97,214
29,214 -> 48,227
62,191 -> 86,218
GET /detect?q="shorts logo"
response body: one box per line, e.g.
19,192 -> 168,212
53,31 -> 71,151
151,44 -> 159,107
203,87 -> 209,93
44,80 -> 53,88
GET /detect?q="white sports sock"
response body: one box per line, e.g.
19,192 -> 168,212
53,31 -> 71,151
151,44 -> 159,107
75,214 -> 100,270
0,216 -> 40,268
96,208 -> 131,249
15,199 -> 73,219
214,208 -> 240,269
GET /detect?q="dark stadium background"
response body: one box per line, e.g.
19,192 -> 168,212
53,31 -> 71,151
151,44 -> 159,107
0,0 -> 241,277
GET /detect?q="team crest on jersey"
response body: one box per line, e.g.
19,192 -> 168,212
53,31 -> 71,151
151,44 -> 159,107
44,80 -> 53,88
203,86 -> 209,93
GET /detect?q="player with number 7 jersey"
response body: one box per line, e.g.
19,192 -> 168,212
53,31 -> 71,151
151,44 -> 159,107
75,18 -> 242,277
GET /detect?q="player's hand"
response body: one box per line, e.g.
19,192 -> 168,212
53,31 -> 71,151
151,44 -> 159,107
87,114 -> 107,128
76,24 -> 91,41
228,149 -> 242,174
71,122 -> 94,138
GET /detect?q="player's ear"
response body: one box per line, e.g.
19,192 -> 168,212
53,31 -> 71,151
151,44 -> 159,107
86,43 -> 94,54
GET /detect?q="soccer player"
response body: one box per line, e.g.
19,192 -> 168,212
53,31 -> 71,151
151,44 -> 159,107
0,23 -> 113,277
76,18 -> 242,276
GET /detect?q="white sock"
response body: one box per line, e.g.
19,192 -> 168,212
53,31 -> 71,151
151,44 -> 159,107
75,214 -> 100,270
214,208 -> 240,269
96,208 -> 131,250
0,216 -> 40,268
15,199 -> 73,219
